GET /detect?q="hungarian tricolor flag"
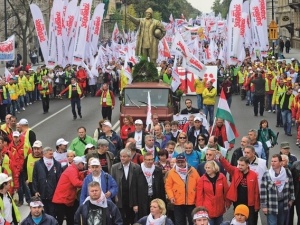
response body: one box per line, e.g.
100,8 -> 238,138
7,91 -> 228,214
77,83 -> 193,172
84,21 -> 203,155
215,89 -> 239,142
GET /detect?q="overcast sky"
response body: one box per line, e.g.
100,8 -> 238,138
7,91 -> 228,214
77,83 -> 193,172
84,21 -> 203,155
187,0 -> 213,13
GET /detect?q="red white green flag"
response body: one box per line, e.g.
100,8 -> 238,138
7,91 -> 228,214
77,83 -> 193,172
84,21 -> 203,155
216,89 -> 239,142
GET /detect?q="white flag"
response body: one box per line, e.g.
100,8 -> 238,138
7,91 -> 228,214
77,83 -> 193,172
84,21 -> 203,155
171,69 -> 181,92
90,3 -> 105,55
146,92 -> 152,131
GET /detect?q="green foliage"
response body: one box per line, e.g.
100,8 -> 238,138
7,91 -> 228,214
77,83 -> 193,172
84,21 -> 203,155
126,0 -> 200,22
132,59 -> 160,82
211,0 -> 231,19
122,4 -> 137,31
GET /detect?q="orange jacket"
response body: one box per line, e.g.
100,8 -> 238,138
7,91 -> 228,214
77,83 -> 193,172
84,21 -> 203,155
292,95 -> 300,119
165,166 -> 200,205
76,70 -> 87,87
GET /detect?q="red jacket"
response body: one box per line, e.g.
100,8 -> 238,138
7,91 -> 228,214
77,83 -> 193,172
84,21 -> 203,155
120,124 -> 135,141
76,70 -> 87,88
219,157 -> 260,211
95,89 -> 115,107
210,125 -> 234,149
196,172 -> 230,218
7,140 -> 25,189
52,164 -> 83,206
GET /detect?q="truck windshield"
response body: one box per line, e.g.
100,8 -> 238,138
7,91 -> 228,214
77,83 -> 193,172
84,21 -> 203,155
124,89 -> 169,106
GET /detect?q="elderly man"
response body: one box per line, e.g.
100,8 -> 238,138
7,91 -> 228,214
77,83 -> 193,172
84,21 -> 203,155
200,135 -> 228,162
231,136 -> 251,167
165,154 -> 200,225
141,134 -> 160,161
80,158 -> 118,204
91,139 -> 115,173
137,152 -> 165,218
261,154 -> 295,225
19,118 -> 36,157
153,124 -> 170,149
127,8 -> 166,63
248,129 -> 266,160
21,196 -> 58,225
75,181 -> 122,225
111,149 -> 140,225
32,147 -> 62,217
52,156 -> 85,225
69,126 -> 97,156
98,121 -> 123,157
279,142 -> 297,168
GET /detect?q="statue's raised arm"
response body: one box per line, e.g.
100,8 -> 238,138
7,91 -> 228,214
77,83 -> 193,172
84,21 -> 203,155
130,8 -> 166,63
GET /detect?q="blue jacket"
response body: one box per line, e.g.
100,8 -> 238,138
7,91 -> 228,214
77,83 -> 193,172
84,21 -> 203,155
21,213 -> 58,225
154,134 -> 171,150
183,150 -> 202,168
80,172 -> 118,204
98,131 -> 123,156
74,200 -> 122,225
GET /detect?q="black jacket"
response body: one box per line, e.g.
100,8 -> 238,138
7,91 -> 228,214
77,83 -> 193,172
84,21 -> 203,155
251,77 -> 266,96
230,147 -> 244,167
188,125 -> 209,148
291,161 -> 300,199
21,213 -> 58,225
128,131 -> 147,148
180,107 -> 199,114
32,158 -> 62,200
137,166 -> 166,218
74,200 -> 122,225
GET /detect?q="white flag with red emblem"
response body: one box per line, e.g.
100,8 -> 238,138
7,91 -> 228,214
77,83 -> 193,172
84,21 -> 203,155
112,23 -> 119,42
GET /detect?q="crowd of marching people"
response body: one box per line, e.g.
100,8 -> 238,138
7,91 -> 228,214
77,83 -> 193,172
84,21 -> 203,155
0,51 -> 300,225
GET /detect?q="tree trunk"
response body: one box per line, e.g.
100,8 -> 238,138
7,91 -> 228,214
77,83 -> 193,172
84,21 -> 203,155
22,31 -> 28,66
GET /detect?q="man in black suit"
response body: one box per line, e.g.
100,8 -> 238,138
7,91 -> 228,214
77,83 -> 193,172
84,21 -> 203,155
180,99 -> 199,114
128,119 -> 147,149
111,149 -> 140,225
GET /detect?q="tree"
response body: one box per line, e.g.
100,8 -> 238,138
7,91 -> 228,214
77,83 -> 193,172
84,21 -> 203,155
211,0 -> 223,16
122,4 -> 137,31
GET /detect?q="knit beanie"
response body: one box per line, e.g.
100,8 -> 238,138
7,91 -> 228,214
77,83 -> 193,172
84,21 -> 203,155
234,204 -> 249,219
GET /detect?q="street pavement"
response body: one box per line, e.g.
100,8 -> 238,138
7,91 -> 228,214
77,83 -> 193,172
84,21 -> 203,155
13,47 -> 300,223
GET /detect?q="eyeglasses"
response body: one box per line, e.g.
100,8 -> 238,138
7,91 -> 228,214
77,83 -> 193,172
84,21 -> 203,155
179,137 -> 186,139
153,118 -> 159,120
145,158 -> 154,161
198,139 -> 204,141
206,154 -> 213,156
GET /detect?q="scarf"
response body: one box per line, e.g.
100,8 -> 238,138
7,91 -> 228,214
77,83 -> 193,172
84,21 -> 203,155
141,163 -> 155,195
269,166 -> 287,192
146,213 -> 166,225
43,157 -> 54,171
83,191 -> 107,208
230,218 -> 247,225
175,165 -> 188,180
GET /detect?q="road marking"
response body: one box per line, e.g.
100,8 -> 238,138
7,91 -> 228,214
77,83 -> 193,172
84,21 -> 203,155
31,105 -> 70,129
31,104 -> 121,130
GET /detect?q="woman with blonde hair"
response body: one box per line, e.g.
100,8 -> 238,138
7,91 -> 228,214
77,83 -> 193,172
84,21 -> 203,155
174,132 -> 188,154
196,160 -> 230,225
136,198 -> 174,225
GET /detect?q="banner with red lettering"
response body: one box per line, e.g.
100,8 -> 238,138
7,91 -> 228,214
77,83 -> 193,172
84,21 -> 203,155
0,35 -> 15,61
90,3 -> 105,55
72,0 -> 92,65
112,23 -> 120,42
53,0 -> 64,66
30,4 -> 48,63
47,5 -> 56,68
226,0 -> 243,65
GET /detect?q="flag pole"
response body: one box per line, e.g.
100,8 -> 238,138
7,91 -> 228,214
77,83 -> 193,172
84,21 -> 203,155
210,117 -> 217,136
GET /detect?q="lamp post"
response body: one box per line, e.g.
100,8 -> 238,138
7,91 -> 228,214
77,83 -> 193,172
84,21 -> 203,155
271,0 -> 275,56
124,0 -> 127,31
4,0 -> 8,39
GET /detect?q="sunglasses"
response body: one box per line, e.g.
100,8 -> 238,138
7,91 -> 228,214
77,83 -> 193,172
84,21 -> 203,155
179,137 -> 186,139
198,138 -> 204,141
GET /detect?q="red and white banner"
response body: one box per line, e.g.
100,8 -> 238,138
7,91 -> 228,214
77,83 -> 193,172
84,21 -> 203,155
226,0 -> 243,65
30,4 -> 48,63
47,6 -> 56,68
112,23 -> 120,42
90,3 -> 105,55
53,0 -> 64,66
72,0 -> 92,65
0,35 -> 15,61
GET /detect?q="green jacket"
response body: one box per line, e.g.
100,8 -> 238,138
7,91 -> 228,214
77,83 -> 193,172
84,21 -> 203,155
69,135 -> 97,156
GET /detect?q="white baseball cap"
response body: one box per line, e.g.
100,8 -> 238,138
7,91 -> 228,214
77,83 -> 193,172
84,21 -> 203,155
103,121 -> 112,128
19,118 -> 28,125
90,158 -> 101,166
33,140 -> 43,148
56,138 -> 69,146
12,131 -> 20,137
73,156 -> 86,165
85,143 -> 95,150
134,119 -> 143,125
0,173 -> 12,185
